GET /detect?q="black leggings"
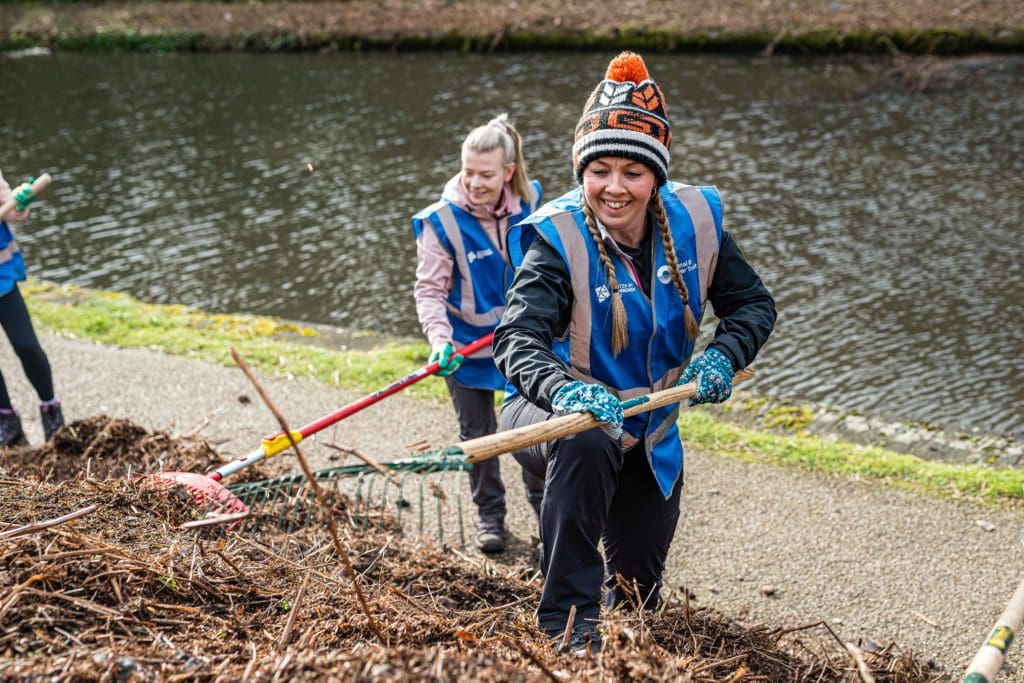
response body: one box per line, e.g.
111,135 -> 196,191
0,284 -> 54,409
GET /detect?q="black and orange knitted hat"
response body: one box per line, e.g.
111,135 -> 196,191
573,52 -> 672,186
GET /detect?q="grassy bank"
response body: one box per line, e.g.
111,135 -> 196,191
5,26 -> 1022,55
3,1 -> 1023,55
24,280 -> 1024,510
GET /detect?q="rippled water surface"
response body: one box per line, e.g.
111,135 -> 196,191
1,52 -> 1021,436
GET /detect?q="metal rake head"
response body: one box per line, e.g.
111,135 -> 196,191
225,449 -> 475,545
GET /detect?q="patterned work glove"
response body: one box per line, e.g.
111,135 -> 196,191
551,380 -> 624,439
429,341 -> 464,377
679,347 -> 735,407
12,178 -> 37,212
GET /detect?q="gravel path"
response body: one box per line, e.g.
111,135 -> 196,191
4,332 -> 1023,679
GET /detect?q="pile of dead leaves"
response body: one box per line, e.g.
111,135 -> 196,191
0,420 -> 949,681
0,415 -> 267,483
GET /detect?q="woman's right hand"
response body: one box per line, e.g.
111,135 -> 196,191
551,380 -> 623,438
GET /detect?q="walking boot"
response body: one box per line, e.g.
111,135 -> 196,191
0,409 -> 27,447
40,398 -> 65,442
476,522 -> 506,554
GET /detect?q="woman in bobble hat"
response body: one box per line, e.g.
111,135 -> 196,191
493,53 -> 776,654
412,114 -> 545,554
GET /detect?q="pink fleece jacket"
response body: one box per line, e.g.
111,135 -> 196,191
0,169 -> 31,223
413,173 -> 522,348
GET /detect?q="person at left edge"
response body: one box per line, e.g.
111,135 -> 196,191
0,168 -> 66,447
412,114 -> 545,554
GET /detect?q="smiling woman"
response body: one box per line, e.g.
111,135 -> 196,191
493,51 -> 777,654
580,158 -> 656,247
410,114 -> 544,555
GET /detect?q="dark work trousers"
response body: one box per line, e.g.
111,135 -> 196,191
500,395 -> 684,636
0,285 -> 55,409
445,376 -> 545,529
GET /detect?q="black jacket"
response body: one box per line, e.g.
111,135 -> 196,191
493,229 -> 777,412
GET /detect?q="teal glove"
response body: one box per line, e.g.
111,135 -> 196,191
551,380 -> 623,439
12,178 -> 36,212
679,347 -> 735,406
429,341 -> 464,377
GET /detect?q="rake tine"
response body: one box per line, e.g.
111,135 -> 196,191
269,481 -> 290,529
355,472 -> 368,530
418,476 -> 426,537
456,469 -> 465,550
379,478 -> 388,533
366,473 -> 382,532
397,471 -> 411,533
435,474 -> 444,545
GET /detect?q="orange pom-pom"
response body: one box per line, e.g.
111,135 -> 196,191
605,52 -> 650,83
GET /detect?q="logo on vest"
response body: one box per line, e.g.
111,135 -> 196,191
595,282 -> 637,303
657,265 -> 673,284
467,248 -> 494,264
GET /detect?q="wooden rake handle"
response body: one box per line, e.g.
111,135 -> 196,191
0,173 -> 51,222
464,367 -> 755,463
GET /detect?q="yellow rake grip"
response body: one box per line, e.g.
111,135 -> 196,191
261,430 -> 304,458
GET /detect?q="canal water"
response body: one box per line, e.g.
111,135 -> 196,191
1,51 -> 1021,438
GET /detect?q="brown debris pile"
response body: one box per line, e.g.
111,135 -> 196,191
0,415 -> 267,483
0,421 -> 949,681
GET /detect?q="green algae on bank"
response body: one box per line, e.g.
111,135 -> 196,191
22,280 -> 1024,510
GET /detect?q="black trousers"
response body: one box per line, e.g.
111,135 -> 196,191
500,395 -> 683,636
445,377 -> 544,528
0,285 -> 54,409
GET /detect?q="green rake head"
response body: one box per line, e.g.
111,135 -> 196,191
225,447 -> 476,545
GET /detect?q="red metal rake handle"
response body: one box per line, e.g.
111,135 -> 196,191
210,332 -> 495,481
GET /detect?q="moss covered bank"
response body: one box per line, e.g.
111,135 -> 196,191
2,0 -> 1023,54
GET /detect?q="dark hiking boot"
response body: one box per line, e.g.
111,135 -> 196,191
40,399 -> 65,442
477,523 -> 506,554
0,409 -> 27,447
558,623 -> 603,656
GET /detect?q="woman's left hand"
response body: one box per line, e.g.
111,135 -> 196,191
429,341 -> 464,377
679,347 -> 734,406
12,178 -> 37,211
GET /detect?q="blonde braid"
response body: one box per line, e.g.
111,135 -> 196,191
582,201 -> 629,356
652,192 -> 700,340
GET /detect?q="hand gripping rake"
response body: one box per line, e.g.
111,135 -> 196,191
141,333 -> 494,519
227,367 -> 755,540
0,173 -> 51,221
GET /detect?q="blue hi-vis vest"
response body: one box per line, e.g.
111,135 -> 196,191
412,180 -> 542,390
0,221 -> 26,298
507,182 -> 722,497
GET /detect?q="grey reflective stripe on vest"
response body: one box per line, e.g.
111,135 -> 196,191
646,404 -> 680,452
671,185 -> 719,307
435,204 -> 505,328
550,212 -> 595,376
0,240 -> 19,265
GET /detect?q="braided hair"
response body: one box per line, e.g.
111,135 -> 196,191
582,201 -> 630,356
651,191 -> 700,340
580,191 -> 700,357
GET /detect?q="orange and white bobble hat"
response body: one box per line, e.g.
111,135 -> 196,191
572,52 -> 672,186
